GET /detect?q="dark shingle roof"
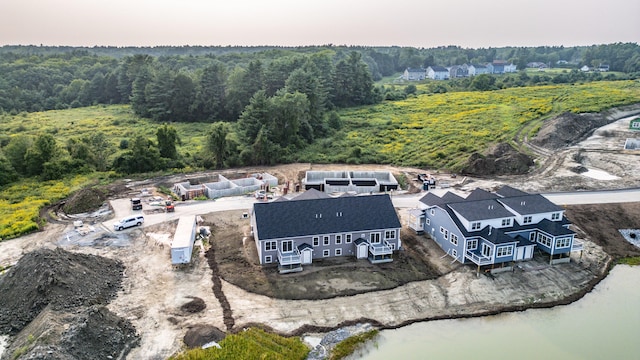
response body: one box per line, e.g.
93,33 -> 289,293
448,199 -> 514,221
466,188 -> 499,201
429,66 -> 449,72
497,194 -> 563,215
419,191 -> 464,207
253,194 -> 400,240
292,188 -> 331,201
495,185 -> 528,198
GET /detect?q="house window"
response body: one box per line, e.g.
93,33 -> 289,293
496,246 -> 513,257
537,233 -> 552,247
385,230 -> 395,240
556,238 -> 571,249
467,239 -> 477,250
529,232 -> 536,241
281,240 -> 293,253
265,255 -> 272,263
426,218 -> 430,225
443,229 -> 449,240
440,226 -> 445,234
389,243 -> 396,250
336,235 -> 342,244
430,209 -> 435,216
482,243 -> 492,257
323,236 -> 330,246
265,241 -> 277,251
335,249 -> 342,256
451,249 -> 457,258
370,233 -> 381,244
323,249 -> 330,257
345,234 -> 352,243
471,222 -> 481,230
523,216 -> 532,224
501,218 -> 511,226
312,237 -> 319,247
551,212 -> 561,220
450,234 -> 458,246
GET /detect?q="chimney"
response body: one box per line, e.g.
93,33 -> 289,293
488,226 -> 492,235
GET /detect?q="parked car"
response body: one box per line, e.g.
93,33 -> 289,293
113,215 -> 144,231
131,197 -> 142,210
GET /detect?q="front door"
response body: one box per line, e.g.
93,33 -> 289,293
516,247 -> 525,260
357,244 -> 368,258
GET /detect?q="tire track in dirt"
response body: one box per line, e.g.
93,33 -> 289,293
205,247 -> 235,331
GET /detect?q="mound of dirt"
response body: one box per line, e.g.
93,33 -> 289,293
183,324 -> 226,348
62,187 -> 107,215
530,111 -> 612,150
0,248 -> 124,335
461,143 -> 534,176
180,296 -> 207,313
5,306 -> 139,360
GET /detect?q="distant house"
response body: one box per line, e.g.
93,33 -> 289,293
448,65 -> 469,78
467,64 -> 490,76
251,191 -> 402,273
527,62 -> 547,69
408,186 -> 582,273
581,65 -> 590,72
487,60 -> 517,74
403,67 -> 426,81
598,64 -> 610,72
426,66 -> 450,80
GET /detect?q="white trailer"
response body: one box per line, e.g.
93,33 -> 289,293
171,215 -> 197,265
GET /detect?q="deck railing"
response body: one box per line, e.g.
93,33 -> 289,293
278,249 -> 301,266
369,241 -> 393,256
571,239 -> 584,252
465,250 -> 493,266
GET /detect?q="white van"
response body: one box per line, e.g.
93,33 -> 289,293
113,215 -> 144,231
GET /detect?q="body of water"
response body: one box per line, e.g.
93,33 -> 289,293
359,265 -> 640,360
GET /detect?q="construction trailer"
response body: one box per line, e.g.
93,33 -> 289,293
171,215 -> 197,265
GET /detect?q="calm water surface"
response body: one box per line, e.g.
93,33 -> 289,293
359,265 -> 640,360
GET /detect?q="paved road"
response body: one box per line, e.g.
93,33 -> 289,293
108,188 -> 640,231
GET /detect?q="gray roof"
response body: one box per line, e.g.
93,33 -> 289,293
497,194 -> 563,215
291,188 -> 331,201
448,199 -> 514,221
429,66 -> 449,72
253,194 -> 401,240
419,191 -> 464,207
466,188 -> 499,201
495,185 -> 528,197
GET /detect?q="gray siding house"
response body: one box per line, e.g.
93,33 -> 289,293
409,186 -> 582,273
251,191 -> 402,273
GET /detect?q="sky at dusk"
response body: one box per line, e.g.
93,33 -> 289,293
1,0 -> 638,48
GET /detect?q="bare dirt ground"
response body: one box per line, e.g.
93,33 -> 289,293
1,106 -> 640,359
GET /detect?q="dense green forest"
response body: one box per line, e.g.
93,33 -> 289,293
0,43 -> 639,187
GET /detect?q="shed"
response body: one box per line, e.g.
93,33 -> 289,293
171,215 -> 197,265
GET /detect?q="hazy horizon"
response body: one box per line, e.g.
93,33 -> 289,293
1,0 -> 638,49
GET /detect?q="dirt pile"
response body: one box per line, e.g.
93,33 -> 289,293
461,143 -> 534,176
3,306 -> 139,360
0,248 -> 124,335
530,111 -> 613,150
183,324 -> 226,348
62,187 -> 108,215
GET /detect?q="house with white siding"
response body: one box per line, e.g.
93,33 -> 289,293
426,66 -> 450,80
403,67 -> 426,81
409,186 -> 582,273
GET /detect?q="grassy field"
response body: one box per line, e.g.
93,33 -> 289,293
302,80 -> 640,169
169,328 -> 309,360
0,80 -> 638,240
